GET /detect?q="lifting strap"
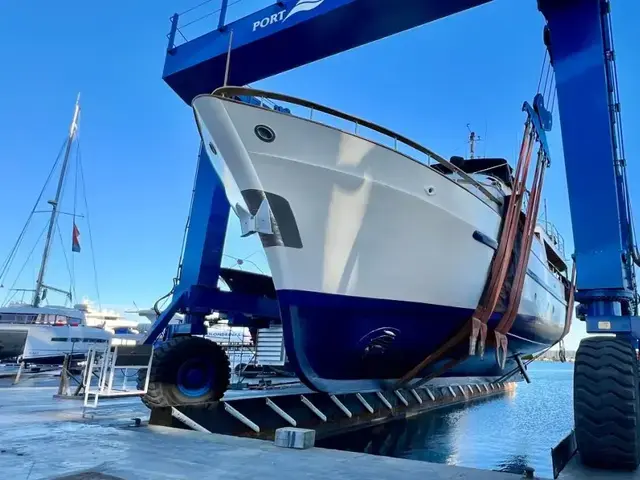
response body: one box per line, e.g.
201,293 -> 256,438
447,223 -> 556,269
558,261 -> 577,363
493,148 -> 549,368
468,122 -> 537,359
561,259 -> 577,340
395,119 -> 539,387
394,95 -> 561,388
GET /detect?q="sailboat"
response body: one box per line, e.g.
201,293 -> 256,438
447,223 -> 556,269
0,97 -> 112,364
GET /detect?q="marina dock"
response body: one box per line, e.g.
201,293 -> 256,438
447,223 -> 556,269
0,383 -> 523,480
1,376 -> 634,480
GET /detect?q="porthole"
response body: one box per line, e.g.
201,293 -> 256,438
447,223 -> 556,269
255,125 -> 276,143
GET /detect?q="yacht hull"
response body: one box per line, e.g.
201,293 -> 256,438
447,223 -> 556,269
0,324 -> 111,364
0,329 -> 28,361
192,94 -> 568,393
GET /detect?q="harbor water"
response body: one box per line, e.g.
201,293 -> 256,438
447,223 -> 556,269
319,362 -> 574,479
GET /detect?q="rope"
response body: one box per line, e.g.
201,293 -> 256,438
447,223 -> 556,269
0,139 -> 67,286
180,11 -> 217,29
541,61 -> 552,99
606,10 -> 640,269
544,71 -> 555,104
223,253 -> 266,274
536,50 -> 549,94
1,223 -> 49,306
77,140 -> 102,310
54,220 -> 75,302
178,0 -> 215,16
55,223 -> 73,302
178,0 -> 244,29
177,28 -> 189,43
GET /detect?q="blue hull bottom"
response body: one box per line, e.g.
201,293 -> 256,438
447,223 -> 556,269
278,290 -> 564,393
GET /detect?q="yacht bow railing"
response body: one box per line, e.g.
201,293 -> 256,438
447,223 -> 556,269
211,86 -> 503,206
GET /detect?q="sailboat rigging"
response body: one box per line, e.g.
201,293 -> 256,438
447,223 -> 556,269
0,97 -> 130,364
32,96 -> 80,307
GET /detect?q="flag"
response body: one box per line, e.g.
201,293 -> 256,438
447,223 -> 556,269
72,222 -> 81,253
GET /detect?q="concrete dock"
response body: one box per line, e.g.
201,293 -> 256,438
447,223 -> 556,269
0,388 -> 520,480
2,380 -> 638,479
0,382 -> 528,480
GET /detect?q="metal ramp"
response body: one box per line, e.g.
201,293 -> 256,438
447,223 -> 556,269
82,344 -> 153,409
156,380 -> 517,440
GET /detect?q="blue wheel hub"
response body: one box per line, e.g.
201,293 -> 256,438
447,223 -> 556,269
176,358 -> 214,398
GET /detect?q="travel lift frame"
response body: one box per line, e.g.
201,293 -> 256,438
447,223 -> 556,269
142,0 -> 640,470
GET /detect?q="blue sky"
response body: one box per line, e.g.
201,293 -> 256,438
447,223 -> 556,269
1,0 -> 639,349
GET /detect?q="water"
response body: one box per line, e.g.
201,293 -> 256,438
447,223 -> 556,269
319,362 -> 574,478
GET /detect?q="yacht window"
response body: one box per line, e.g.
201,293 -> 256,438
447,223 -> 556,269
51,337 -> 68,342
70,337 -> 81,342
432,157 -> 514,187
9,314 -> 38,324
41,314 -> 58,325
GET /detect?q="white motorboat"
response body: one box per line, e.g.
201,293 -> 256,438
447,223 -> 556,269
0,304 -> 111,364
191,87 -> 572,393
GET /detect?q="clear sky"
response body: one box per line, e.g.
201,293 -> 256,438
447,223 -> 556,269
1,0 -> 639,350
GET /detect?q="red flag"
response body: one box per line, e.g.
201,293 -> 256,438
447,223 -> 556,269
72,223 -> 81,253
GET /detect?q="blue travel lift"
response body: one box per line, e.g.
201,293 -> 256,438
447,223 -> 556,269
142,0 -> 640,471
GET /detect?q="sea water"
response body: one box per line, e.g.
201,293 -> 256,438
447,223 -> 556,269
319,362 -> 574,478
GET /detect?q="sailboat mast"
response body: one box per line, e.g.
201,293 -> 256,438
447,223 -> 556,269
32,95 -> 81,307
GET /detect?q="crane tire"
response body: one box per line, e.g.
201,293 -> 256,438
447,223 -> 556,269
574,336 -> 640,470
138,336 -> 230,409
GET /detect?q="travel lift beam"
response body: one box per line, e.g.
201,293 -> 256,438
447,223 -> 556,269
141,145 -> 280,346
146,0 -> 640,471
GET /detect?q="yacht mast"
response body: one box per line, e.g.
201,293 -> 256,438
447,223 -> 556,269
32,95 -> 81,307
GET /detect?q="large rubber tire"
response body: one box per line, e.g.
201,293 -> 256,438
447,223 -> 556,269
138,336 -> 230,409
574,336 -> 640,470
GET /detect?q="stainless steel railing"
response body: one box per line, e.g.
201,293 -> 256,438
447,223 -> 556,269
210,86 -> 503,206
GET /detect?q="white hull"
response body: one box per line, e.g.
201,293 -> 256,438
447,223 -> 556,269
0,323 -> 111,363
190,92 -> 569,392
193,95 -> 566,326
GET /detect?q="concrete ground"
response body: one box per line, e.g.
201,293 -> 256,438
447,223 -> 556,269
0,383 -> 526,480
1,380 -> 637,479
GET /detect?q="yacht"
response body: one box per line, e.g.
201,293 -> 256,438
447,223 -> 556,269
191,87 -> 572,393
76,299 -> 141,335
0,304 -> 111,364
